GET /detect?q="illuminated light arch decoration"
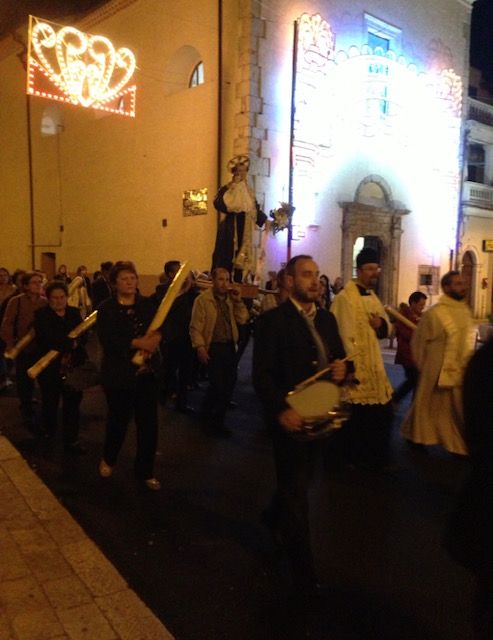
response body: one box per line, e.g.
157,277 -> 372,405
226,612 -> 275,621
291,13 -> 463,253
27,15 -> 137,117
291,13 -> 335,233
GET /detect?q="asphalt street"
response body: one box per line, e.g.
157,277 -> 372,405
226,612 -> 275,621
0,338 -> 475,640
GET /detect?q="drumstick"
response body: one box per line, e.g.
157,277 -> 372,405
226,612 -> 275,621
294,352 -> 360,390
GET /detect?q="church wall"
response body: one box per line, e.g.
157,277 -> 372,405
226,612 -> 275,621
0,0 -> 220,281
0,44 -> 34,270
246,0 -> 473,304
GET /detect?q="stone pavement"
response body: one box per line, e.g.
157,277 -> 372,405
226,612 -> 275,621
0,338 -> 477,639
0,436 -> 174,640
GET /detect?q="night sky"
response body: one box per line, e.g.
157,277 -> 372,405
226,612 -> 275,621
470,0 -> 493,83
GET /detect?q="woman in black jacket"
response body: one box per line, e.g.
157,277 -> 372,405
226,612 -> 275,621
34,281 -> 86,452
97,261 -> 162,490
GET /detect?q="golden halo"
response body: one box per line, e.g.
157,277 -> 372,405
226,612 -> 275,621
227,155 -> 250,173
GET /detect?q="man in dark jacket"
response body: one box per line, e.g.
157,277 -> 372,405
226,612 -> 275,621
152,260 -> 181,306
253,254 -> 347,593
445,338 -> 493,639
91,261 -> 113,309
160,272 -> 199,412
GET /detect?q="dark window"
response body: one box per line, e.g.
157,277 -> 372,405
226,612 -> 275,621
467,143 -> 485,183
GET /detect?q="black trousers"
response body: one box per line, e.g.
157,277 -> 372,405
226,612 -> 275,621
102,374 -> 158,480
393,366 -> 419,403
38,372 -> 82,444
339,402 -> 394,469
161,338 -> 194,408
203,342 -> 237,428
268,429 -> 325,588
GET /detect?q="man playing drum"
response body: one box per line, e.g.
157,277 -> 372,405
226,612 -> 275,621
253,254 -> 348,595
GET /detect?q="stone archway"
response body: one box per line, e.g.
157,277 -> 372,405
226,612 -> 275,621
339,175 -> 409,306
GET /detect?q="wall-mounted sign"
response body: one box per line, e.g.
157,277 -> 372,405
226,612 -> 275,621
483,240 -> 493,252
183,189 -> 208,216
27,15 -> 137,117
418,265 -> 440,295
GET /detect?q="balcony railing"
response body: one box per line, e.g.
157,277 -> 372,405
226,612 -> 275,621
463,181 -> 493,210
468,97 -> 493,127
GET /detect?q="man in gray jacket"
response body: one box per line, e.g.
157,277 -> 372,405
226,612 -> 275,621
190,267 -> 248,436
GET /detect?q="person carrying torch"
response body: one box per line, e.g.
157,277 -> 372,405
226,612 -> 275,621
96,261 -> 163,490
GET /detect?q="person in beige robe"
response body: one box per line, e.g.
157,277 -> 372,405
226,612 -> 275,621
401,271 -> 475,455
331,248 -> 394,470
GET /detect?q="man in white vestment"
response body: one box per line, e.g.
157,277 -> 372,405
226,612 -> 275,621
331,248 -> 394,470
401,271 -> 475,455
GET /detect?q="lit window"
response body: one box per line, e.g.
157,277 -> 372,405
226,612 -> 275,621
189,61 -> 204,87
368,32 -> 389,52
365,15 -> 400,118
364,13 -> 401,51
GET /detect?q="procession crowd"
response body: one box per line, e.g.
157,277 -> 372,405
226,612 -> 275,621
0,251 -> 491,638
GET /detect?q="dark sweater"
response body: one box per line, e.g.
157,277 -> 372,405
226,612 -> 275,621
97,295 -> 157,389
253,299 -> 346,425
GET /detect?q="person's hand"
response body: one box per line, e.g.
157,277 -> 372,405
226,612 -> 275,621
369,313 -> 383,329
133,331 -> 161,355
278,408 -> 304,432
330,359 -> 347,384
230,285 -> 242,303
196,346 -> 209,365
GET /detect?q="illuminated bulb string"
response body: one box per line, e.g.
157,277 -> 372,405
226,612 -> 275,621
28,60 -> 136,116
28,16 -> 137,117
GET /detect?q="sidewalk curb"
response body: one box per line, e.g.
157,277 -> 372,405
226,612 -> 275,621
0,435 -> 174,640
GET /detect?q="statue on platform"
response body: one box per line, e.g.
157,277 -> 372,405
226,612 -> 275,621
211,156 -> 267,282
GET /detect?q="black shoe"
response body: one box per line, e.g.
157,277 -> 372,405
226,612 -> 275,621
64,441 -> 87,455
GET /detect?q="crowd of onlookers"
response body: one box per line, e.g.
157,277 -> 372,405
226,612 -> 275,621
0,262 -> 344,394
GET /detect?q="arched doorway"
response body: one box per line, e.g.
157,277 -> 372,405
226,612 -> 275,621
461,250 -> 475,308
353,236 -> 383,295
340,175 -> 409,305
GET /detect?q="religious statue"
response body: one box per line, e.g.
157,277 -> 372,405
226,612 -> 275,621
211,156 -> 267,282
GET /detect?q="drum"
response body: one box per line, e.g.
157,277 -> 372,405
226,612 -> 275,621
286,380 -> 350,440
